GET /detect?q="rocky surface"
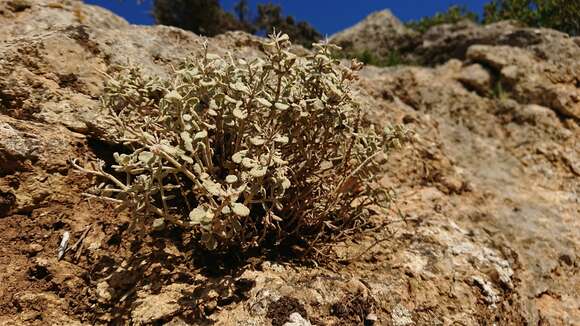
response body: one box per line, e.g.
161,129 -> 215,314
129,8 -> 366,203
330,9 -> 418,58
334,11 -> 580,121
0,1 -> 578,325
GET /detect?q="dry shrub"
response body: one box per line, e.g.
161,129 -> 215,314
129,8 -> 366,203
73,33 -> 408,254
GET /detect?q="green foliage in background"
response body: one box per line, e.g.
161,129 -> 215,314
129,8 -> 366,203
254,3 -> 322,48
407,1 -> 580,36
406,5 -> 479,33
483,0 -> 580,35
349,50 -> 405,68
152,0 -> 253,36
74,34 -> 408,254
148,0 -> 579,67
152,0 -> 321,47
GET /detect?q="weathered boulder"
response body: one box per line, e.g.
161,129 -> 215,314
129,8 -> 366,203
467,44 -> 580,119
455,63 -> 493,95
414,20 -> 520,64
330,10 -> 418,57
0,0 -> 265,134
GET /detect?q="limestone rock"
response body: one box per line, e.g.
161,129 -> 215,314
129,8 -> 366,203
330,10 -> 418,58
456,63 -> 492,95
283,313 -> 312,326
0,121 -> 40,173
131,284 -> 193,324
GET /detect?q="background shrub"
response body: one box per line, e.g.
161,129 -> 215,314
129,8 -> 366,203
74,34 -> 407,254
483,0 -> 580,35
152,0 -> 253,36
406,5 -> 479,33
254,3 -> 322,48
406,1 -> 579,36
352,49 -> 404,67
152,0 -> 321,47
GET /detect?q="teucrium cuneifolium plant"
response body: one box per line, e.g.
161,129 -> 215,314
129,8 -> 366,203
74,33 -> 408,253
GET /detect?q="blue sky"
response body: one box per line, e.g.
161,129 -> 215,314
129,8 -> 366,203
85,0 -> 489,36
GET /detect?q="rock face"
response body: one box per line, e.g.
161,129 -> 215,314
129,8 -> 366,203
332,11 -> 580,119
466,44 -> 580,119
330,10 -> 418,57
0,1 -> 578,325
414,20 -> 521,63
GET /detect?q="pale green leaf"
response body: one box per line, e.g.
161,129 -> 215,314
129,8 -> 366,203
232,150 -> 247,164
250,137 -> 266,146
165,90 -> 182,102
231,203 -> 250,217
225,175 -> 238,184
249,166 -> 267,178
233,108 -> 247,119
256,98 -> 272,107
194,130 -> 208,140
138,151 -> 154,164
274,103 -> 289,111
203,179 -> 222,196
